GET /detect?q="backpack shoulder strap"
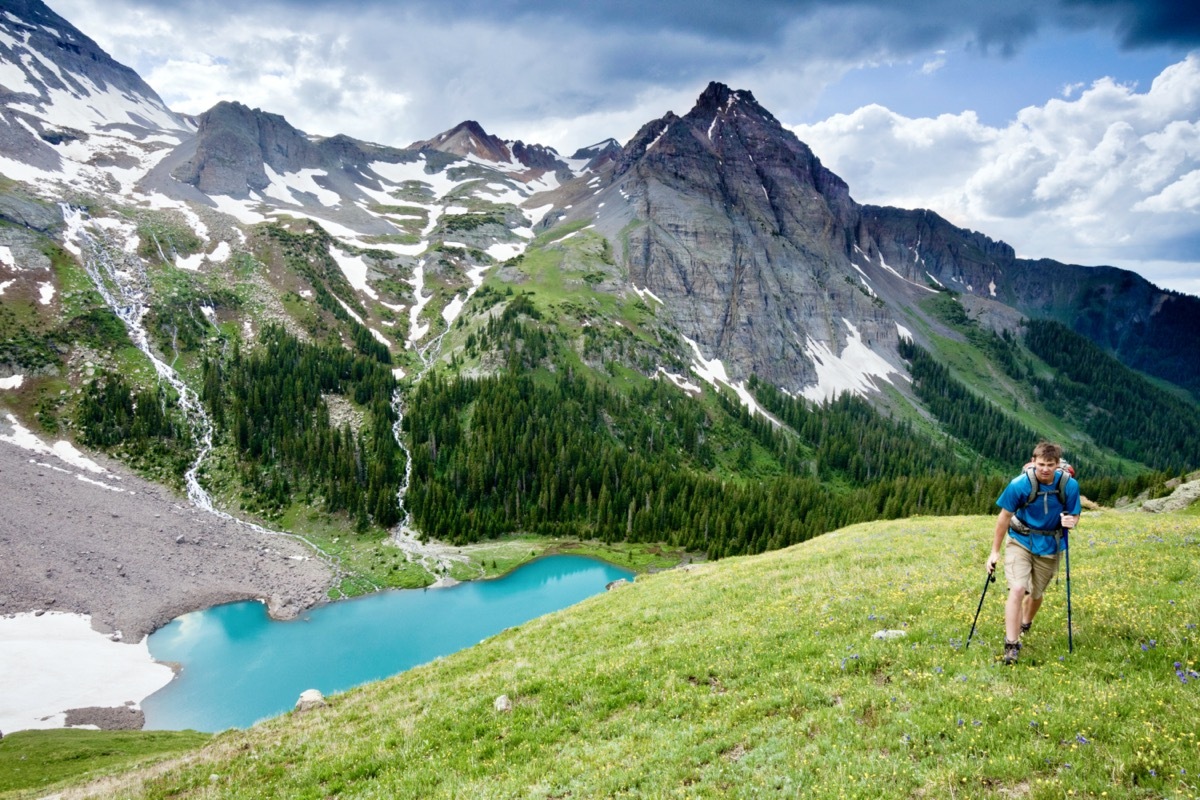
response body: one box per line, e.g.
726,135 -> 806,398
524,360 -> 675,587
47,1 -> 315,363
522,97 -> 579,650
1020,465 -> 1038,507
1053,469 -> 1070,507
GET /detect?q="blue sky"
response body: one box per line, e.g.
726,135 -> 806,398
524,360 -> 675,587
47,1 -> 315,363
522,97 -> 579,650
50,0 -> 1200,295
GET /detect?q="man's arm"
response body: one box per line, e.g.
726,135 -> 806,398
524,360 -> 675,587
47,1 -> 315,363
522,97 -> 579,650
987,508 -> 1013,574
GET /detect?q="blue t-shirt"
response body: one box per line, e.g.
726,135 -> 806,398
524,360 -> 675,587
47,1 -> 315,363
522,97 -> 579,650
996,469 -> 1082,556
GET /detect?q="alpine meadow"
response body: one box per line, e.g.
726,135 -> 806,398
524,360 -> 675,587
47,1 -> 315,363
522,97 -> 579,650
0,0 -> 1198,797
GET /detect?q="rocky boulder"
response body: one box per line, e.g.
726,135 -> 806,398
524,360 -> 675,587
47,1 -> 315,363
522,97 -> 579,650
295,688 -> 327,712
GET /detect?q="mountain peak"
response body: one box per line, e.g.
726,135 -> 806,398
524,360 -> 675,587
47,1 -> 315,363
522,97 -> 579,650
690,82 -> 774,125
0,0 -> 187,144
171,100 -> 318,195
409,120 -> 512,163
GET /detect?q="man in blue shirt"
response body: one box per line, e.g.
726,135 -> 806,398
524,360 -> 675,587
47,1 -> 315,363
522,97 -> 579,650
986,441 -> 1081,665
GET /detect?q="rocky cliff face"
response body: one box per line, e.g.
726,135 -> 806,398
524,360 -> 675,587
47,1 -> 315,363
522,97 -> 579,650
558,82 -> 1200,399
858,204 -> 1200,395
579,83 -> 902,396
0,0 -> 190,171
171,101 -> 323,196
410,120 -> 513,163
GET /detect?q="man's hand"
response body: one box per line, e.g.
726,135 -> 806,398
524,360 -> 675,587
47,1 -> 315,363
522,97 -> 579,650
986,550 -> 1000,575
1060,513 -> 1079,529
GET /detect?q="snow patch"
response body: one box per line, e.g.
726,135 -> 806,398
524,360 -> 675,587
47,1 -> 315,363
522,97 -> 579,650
896,323 -> 914,342
0,612 -> 174,733
487,242 -> 525,261
684,337 -> 773,420
209,195 -> 269,225
262,165 -> 340,207
77,473 -> 126,493
647,124 -> 670,151
1,413 -> 115,477
442,263 -> 491,326
850,264 -> 877,298
209,241 -> 232,263
407,261 -> 433,344
329,245 -> 378,299
369,155 -> 464,199
632,284 -> 664,305
800,320 -> 901,403
0,374 -> 24,389
656,368 -> 701,395
334,295 -> 365,325
442,293 -> 466,325
175,252 -> 204,271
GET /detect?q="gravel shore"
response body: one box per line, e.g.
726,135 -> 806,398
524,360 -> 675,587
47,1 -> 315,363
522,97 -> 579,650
0,436 -> 336,643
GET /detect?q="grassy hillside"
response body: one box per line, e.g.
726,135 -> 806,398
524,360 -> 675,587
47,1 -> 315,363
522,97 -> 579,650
24,510 -> 1198,799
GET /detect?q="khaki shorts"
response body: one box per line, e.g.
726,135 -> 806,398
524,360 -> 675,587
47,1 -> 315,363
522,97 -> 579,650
1005,539 -> 1061,599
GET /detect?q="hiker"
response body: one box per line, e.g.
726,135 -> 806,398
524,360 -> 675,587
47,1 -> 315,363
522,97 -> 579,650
985,441 -> 1081,665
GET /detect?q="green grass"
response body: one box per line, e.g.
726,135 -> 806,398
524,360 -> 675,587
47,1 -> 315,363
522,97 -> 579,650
0,729 -> 210,798
34,510 -> 1199,799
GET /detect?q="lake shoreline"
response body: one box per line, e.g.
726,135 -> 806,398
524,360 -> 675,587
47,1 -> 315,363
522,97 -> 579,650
0,419 -> 670,734
0,429 -> 336,733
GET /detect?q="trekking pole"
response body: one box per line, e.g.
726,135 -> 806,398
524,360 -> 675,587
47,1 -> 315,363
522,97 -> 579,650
1064,531 -> 1073,654
965,569 -> 996,650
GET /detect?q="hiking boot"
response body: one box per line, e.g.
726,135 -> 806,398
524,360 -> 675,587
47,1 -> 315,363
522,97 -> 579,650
1002,640 -> 1021,665
1020,621 -> 1032,635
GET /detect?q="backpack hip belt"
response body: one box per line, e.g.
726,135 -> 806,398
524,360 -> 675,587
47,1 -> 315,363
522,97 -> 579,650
1009,516 -> 1062,539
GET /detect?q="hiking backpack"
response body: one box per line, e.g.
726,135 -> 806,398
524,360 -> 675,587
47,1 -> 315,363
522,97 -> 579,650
1019,458 -> 1074,513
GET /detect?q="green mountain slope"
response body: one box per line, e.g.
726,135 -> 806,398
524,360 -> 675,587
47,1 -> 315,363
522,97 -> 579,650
10,204 -> 1199,584
33,511 -> 1198,800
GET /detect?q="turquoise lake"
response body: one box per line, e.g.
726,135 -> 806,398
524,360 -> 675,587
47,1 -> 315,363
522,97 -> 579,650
142,555 -> 633,731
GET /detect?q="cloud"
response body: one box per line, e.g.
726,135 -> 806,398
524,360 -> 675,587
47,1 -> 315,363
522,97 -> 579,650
791,54 -> 1200,293
51,0 -> 1200,153
40,0 -> 1200,293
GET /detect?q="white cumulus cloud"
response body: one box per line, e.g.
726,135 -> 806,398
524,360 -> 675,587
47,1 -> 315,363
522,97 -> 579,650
791,53 -> 1200,295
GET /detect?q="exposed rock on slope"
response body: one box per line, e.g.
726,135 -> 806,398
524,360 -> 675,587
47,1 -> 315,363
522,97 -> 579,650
0,439 -> 334,641
579,82 -> 901,396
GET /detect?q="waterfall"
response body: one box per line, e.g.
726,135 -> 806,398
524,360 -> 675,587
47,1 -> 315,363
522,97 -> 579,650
63,206 -> 217,510
61,206 -> 354,585
388,292 -> 477,580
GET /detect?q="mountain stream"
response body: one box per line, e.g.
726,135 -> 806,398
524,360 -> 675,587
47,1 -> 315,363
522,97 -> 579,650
388,257 -> 480,582
60,206 -> 352,587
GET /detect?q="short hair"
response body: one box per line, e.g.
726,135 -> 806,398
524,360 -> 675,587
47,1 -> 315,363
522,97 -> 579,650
1032,441 -> 1063,462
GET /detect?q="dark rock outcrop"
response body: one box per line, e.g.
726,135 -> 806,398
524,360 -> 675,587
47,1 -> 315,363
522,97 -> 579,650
560,81 -> 1200,399
584,82 -> 896,394
171,102 -> 320,196
410,120 -> 513,163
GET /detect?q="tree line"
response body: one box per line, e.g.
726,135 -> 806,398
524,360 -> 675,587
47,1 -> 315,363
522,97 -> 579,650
200,324 -> 402,528
1024,319 -> 1200,472
404,366 -> 1005,557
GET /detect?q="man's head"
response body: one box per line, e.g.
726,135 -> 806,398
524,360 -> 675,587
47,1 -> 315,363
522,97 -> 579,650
1031,441 -> 1063,483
